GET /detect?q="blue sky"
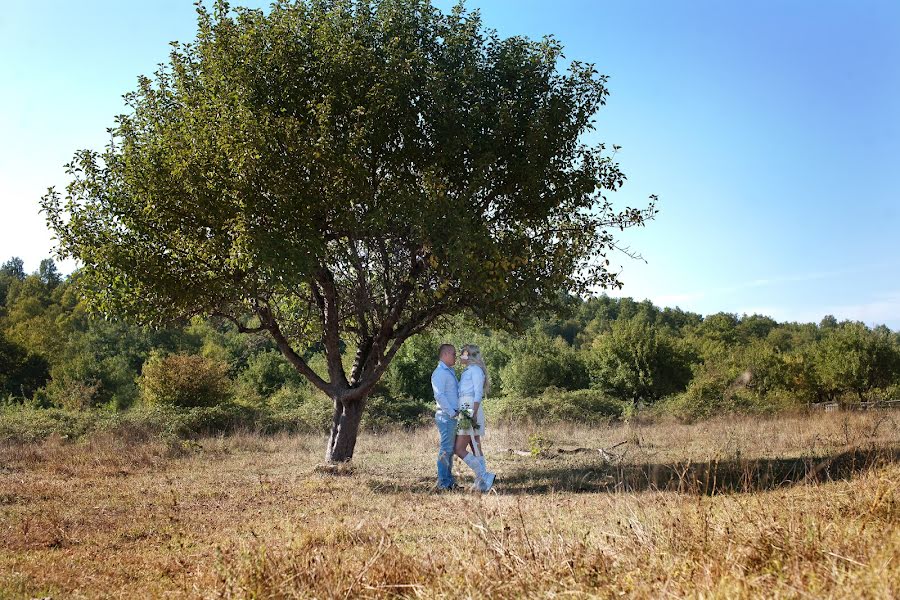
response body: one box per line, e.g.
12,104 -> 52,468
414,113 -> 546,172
2,1 -> 898,328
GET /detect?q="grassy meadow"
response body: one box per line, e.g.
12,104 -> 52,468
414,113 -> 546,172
1,410 -> 899,599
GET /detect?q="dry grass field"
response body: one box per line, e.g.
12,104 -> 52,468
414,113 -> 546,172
1,411 -> 899,599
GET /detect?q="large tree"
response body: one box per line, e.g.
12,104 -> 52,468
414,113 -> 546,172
42,0 -> 656,461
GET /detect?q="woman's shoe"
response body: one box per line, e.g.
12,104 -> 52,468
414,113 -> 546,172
477,456 -> 495,492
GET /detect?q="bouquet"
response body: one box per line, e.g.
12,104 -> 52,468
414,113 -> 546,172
456,406 -> 476,433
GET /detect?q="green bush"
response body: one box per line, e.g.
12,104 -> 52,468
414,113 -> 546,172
382,333 -> 442,402
362,393 -> 432,429
140,353 -> 232,408
489,387 -> 624,424
653,374 -> 803,422
0,402 -> 298,443
41,352 -> 139,410
0,404 -> 104,443
500,342 -> 589,398
587,318 -> 692,404
262,384 -> 333,433
0,335 -> 50,399
41,376 -> 102,411
237,349 -> 304,400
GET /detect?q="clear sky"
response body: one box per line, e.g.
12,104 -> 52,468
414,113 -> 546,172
2,1 -> 898,328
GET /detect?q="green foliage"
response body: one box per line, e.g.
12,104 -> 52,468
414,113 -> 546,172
528,433 -> 554,457
0,402 -> 273,443
0,404 -> 106,443
361,393 -> 431,429
43,351 -> 139,410
38,258 -> 62,288
0,334 -> 50,400
2,274 -> 68,359
0,257 -> 25,280
736,314 -> 778,341
588,318 -> 691,403
187,318 -> 274,376
238,349 -> 304,399
41,378 -> 102,411
500,335 -> 589,397
2,248 -> 898,430
655,348 -> 808,422
657,381 -> 800,422
382,332 -> 442,402
812,322 -> 900,401
140,353 -> 233,408
696,312 -> 741,346
264,384 -> 334,433
490,388 -> 624,424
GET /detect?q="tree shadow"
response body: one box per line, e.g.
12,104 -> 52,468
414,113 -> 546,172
365,446 -> 900,496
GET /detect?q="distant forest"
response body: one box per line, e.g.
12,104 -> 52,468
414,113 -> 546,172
2,256 -> 898,427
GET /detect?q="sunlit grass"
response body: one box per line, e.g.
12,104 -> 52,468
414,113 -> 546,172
1,411 -> 898,598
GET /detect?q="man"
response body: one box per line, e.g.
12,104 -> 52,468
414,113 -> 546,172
431,343 -> 459,490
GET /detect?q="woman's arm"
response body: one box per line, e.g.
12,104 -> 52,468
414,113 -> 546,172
471,367 -> 484,403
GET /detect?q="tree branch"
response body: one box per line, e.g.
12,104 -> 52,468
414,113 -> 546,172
346,238 -> 373,340
211,311 -> 268,334
258,304 -> 333,395
361,245 -> 426,376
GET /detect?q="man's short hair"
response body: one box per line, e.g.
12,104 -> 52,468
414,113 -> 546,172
438,343 -> 455,358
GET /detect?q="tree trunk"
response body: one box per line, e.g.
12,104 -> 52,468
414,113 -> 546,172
325,396 -> 366,462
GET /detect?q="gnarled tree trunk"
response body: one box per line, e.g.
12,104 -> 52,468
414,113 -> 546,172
325,396 -> 366,462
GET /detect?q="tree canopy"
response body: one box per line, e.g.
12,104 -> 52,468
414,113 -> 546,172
42,0 -> 656,460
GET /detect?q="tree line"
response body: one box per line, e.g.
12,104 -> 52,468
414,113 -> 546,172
3,256 -> 898,425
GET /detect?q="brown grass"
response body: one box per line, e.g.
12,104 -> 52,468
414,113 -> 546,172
1,411 -> 898,598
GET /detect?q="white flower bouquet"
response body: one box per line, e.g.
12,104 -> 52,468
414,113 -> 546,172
457,406 -> 476,433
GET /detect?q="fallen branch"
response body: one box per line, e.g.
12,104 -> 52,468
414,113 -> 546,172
504,440 -> 628,459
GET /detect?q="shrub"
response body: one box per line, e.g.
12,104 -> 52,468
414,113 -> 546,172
654,366 -> 803,422
0,404 -> 104,443
140,353 -> 232,408
174,403 -> 257,435
362,393 -> 432,429
0,335 -> 50,399
44,352 -> 139,410
42,377 -> 102,411
382,333 -> 442,402
489,387 -> 624,425
528,433 -> 554,456
237,349 -> 304,400
587,318 -> 692,404
500,343 -> 589,398
263,384 -> 333,433
812,322 -> 900,401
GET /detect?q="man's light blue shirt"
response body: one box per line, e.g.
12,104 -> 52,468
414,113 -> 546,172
431,361 -> 459,416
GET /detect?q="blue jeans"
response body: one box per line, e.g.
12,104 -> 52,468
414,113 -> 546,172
435,412 -> 457,489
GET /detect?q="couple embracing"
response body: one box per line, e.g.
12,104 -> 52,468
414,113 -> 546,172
431,343 -> 496,492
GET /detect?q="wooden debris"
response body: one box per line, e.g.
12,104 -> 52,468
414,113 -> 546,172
555,445 -> 591,454
505,449 -> 532,457
504,441 -> 627,459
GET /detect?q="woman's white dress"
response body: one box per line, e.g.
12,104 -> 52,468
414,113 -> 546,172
457,365 -> 486,437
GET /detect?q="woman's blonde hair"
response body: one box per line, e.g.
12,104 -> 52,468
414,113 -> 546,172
461,343 -> 491,396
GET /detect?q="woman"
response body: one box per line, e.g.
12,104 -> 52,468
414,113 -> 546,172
454,343 -> 496,492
